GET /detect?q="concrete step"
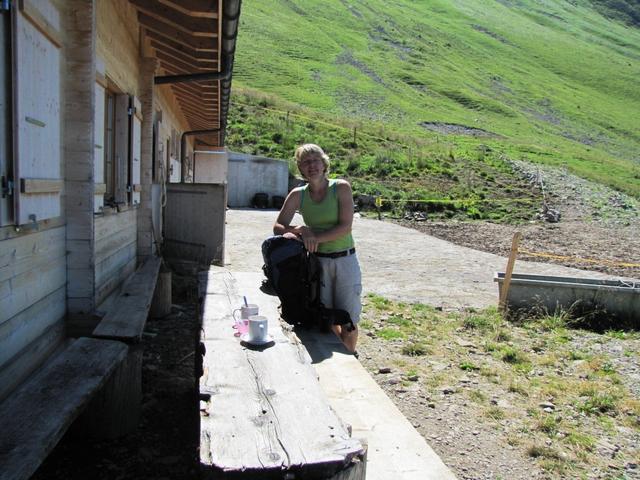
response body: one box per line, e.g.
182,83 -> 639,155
297,329 -> 457,480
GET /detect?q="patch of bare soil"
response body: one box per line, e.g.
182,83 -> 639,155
396,160 -> 640,280
356,315 -> 640,480
34,271 -> 201,480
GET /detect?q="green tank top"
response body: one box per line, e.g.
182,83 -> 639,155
300,179 -> 355,254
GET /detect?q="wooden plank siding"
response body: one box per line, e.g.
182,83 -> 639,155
0,225 -> 66,401
94,209 -> 138,305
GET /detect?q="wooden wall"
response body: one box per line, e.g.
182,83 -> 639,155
96,0 -> 140,95
0,225 -> 66,401
95,209 -> 137,306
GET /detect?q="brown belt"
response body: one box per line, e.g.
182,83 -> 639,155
315,248 -> 356,258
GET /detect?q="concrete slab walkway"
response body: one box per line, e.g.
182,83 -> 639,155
225,208 -> 616,309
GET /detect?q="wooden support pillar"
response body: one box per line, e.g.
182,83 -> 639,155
150,267 -> 172,318
137,57 -> 158,262
74,344 -> 143,439
63,0 -> 97,335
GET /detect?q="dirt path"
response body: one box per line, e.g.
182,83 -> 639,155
225,208 -> 618,309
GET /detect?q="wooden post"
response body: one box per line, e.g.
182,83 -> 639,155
499,231 -> 522,313
150,267 -> 172,318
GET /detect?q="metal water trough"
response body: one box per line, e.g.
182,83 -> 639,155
494,273 -> 640,326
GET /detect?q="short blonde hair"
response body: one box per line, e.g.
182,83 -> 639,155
295,144 -> 330,178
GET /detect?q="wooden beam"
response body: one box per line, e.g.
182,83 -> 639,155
174,95 -> 219,111
131,0 -> 217,37
158,0 -> 218,19
155,51 -> 215,73
150,39 -> 217,66
138,12 -> 217,52
20,178 -> 64,194
171,85 -> 219,101
146,31 -> 201,62
95,71 -> 108,88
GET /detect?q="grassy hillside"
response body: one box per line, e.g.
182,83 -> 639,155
229,0 -> 640,204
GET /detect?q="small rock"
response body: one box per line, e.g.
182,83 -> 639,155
428,402 -> 436,408
407,375 -> 419,382
456,338 -> 476,348
378,367 -> 392,374
442,386 -> 455,395
539,401 -> 556,410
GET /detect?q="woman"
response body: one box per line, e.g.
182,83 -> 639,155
273,144 -> 362,353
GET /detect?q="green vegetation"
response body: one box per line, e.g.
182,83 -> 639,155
360,293 -> 640,476
229,0 -> 640,217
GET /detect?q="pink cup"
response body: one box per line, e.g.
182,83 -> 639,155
233,304 -> 258,336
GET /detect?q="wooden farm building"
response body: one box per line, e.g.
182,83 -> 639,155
0,1 -> 240,477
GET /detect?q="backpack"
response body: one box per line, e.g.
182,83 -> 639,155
261,235 -> 354,332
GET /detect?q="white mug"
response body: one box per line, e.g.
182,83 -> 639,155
248,315 -> 268,343
236,303 -> 259,320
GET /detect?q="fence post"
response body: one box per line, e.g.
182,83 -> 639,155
499,232 -> 522,314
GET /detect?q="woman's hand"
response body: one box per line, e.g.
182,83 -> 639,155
300,230 -> 319,252
290,226 -> 318,252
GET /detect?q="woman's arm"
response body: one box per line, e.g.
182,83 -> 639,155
273,188 -> 310,236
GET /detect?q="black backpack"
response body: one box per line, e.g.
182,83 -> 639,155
261,236 -> 354,332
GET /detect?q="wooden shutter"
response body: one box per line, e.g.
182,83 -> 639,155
14,0 -> 63,224
94,60 -> 107,213
131,96 -> 142,205
0,8 -> 12,226
113,94 -> 130,205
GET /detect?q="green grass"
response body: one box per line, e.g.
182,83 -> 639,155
230,0 -> 640,206
358,295 -> 640,477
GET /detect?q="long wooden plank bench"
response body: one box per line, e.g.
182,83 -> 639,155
91,254 -> 163,437
93,255 -> 162,344
198,267 -> 367,479
0,337 -> 128,480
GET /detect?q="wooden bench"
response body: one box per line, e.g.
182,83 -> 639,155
0,337 -> 128,480
198,267 -> 367,479
91,254 -> 163,437
93,255 -> 163,344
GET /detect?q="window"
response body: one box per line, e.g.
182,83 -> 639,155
104,90 -> 115,204
102,91 -> 141,207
